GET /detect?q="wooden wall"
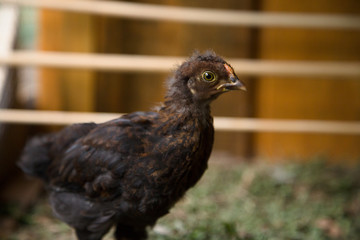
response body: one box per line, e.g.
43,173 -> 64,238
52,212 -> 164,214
255,0 -> 360,162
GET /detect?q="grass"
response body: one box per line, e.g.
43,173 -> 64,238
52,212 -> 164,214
7,159 -> 360,240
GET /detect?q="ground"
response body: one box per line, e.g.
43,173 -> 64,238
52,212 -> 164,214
4,155 -> 360,240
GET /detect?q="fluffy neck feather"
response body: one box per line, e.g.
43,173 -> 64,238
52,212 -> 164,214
162,88 -> 211,121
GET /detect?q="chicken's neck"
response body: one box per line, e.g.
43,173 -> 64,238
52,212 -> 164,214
160,97 -> 212,128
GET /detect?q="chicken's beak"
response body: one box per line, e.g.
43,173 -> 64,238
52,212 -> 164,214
222,63 -> 246,91
217,76 -> 247,92
228,76 -> 247,91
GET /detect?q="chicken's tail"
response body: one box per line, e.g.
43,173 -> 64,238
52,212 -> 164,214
18,134 -> 53,180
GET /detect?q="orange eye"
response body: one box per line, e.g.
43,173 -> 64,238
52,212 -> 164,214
202,71 -> 216,82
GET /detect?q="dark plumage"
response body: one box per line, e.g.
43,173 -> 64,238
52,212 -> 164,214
19,51 -> 246,240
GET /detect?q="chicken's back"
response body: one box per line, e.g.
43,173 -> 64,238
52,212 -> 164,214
18,122 -> 97,181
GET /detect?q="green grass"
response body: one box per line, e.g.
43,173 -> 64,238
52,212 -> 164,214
7,159 -> 360,240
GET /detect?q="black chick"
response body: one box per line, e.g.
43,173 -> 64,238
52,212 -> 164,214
19,51 -> 246,240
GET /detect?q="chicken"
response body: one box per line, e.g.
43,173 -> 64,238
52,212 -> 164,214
18,51 -> 246,240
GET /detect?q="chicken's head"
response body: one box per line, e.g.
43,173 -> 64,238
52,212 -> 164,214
167,51 -> 246,104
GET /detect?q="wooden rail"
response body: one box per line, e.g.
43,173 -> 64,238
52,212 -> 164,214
0,109 -> 360,135
1,51 -> 360,77
3,0 -> 360,29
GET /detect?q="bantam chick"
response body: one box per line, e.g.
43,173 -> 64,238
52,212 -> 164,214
19,51 -> 246,240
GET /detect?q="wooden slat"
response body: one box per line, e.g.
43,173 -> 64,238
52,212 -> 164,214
3,0 -> 360,29
0,109 -> 119,125
0,109 -> 359,135
1,51 -> 360,77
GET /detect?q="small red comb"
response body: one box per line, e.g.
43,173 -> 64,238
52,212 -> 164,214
224,64 -> 234,75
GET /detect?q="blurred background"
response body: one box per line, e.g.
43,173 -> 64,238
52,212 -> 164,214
0,0 -> 360,239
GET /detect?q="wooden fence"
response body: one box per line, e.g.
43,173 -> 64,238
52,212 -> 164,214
0,0 -> 360,139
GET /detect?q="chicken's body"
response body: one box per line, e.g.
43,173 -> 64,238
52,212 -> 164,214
19,51 -> 245,240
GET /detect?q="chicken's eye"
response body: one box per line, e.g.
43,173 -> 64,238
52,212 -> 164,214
202,71 -> 216,82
